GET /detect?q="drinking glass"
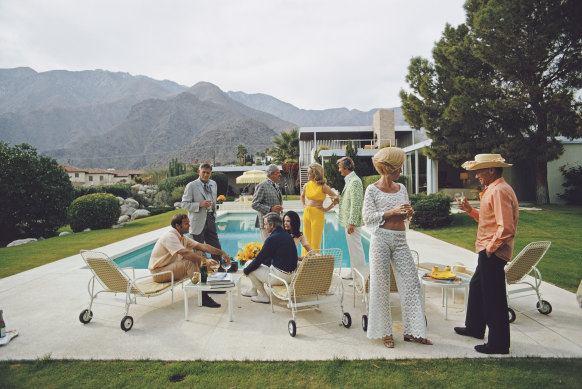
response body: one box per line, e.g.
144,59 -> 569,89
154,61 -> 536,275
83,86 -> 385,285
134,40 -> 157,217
454,192 -> 466,207
221,257 -> 231,273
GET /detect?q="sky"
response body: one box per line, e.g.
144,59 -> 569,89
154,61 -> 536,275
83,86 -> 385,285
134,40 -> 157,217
0,0 -> 467,111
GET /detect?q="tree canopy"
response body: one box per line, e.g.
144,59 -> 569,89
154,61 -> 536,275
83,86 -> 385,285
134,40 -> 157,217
0,142 -> 74,244
400,0 -> 582,204
270,128 -> 299,164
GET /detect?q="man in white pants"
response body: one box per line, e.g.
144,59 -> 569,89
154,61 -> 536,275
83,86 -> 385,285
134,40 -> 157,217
335,157 -> 367,280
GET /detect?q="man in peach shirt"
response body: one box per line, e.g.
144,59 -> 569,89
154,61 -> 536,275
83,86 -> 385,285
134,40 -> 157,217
454,154 -> 518,355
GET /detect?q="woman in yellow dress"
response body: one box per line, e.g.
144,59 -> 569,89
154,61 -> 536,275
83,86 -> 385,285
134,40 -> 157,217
300,163 -> 337,255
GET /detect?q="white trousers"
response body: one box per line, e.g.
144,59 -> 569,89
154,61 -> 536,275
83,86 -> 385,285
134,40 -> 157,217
367,229 -> 426,339
345,226 -> 368,280
248,264 -> 294,297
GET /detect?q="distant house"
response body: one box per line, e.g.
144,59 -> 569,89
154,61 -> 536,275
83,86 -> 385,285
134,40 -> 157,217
61,165 -> 144,187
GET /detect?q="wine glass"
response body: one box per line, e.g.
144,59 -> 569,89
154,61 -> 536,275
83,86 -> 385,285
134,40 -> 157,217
221,257 -> 231,273
454,192 -> 466,208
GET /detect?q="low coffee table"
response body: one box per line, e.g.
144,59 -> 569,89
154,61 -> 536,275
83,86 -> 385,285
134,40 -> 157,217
421,271 -> 471,320
183,273 -> 242,322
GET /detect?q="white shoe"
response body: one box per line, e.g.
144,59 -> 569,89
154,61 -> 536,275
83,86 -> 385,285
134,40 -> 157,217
251,295 -> 270,304
242,288 -> 258,297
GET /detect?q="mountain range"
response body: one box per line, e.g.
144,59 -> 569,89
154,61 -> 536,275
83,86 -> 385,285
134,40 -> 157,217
0,67 -> 403,169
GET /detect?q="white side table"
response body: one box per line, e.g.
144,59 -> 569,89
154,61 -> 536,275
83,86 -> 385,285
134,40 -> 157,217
183,273 -> 242,322
421,272 -> 471,320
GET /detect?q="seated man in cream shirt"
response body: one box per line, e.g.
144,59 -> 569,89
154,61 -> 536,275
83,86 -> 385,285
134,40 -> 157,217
148,213 -> 230,308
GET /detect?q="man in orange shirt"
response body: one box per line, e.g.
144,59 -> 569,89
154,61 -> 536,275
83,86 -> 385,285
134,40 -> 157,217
454,154 -> 519,354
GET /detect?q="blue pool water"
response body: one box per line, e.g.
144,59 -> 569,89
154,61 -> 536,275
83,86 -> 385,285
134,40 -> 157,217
114,212 -> 370,269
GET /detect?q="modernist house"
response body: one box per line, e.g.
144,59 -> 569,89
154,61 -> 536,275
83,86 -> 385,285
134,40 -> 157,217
62,165 -> 144,187
298,109 -> 581,204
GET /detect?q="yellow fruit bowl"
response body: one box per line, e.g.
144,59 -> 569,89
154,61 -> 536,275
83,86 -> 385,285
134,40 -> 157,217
430,266 -> 457,280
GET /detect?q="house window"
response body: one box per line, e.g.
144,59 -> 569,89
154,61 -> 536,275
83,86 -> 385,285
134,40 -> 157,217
75,173 -> 79,178
89,176 -> 93,181
100,176 -> 104,181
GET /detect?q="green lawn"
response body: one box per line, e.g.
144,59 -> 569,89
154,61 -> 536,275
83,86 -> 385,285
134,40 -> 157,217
417,205 -> 582,292
1,358 -> 581,388
0,209 -> 186,279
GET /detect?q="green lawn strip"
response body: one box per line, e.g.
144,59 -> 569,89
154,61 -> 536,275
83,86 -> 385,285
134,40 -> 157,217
0,209 -> 185,279
1,358 -> 580,388
417,205 -> 582,292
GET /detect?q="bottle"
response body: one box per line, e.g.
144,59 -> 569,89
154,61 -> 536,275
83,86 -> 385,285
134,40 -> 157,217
200,262 -> 208,284
0,310 -> 6,338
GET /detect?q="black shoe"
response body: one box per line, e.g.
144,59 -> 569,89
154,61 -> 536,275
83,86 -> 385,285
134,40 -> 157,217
201,293 -> 221,308
474,344 -> 509,355
206,291 -> 226,294
454,327 -> 484,339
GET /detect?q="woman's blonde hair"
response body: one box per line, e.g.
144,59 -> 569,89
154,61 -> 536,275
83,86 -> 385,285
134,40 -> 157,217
372,147 -> 405,176
308,163 -> 326,185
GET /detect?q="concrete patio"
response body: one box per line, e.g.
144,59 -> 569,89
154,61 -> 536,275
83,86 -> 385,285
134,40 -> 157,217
0,204 -> 581,361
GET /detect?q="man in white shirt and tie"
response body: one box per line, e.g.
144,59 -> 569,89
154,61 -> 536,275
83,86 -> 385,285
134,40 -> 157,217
181,163 -> 223,263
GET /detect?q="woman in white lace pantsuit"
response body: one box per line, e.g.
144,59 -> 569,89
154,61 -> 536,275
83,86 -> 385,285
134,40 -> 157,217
363,147 -> 432,348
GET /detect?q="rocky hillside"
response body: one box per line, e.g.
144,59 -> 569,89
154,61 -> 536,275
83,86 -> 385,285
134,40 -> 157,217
46,84 -> 296,169
227,91 -> 407,126
0,67 -> 186,151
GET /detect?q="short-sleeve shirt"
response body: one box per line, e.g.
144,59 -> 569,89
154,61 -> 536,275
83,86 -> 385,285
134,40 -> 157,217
148,228 -> 198,270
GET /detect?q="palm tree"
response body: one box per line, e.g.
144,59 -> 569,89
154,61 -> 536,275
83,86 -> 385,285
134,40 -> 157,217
271,128 -> 299,164
237,144 -> 248,166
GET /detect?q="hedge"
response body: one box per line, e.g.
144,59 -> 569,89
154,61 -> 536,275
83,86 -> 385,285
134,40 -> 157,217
361,174 -> 408,190
72,183 -> 132,200
68,193 -> 121,232
409,193 -> 452,229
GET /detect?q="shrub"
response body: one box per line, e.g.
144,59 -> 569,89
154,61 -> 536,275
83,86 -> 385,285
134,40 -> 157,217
146,205 -> 175,216
72,183 -> 132,200
68,193 -> 121,232
211,172 -> 228,196
158,172 -> 197,193
171,186 -> 186,203
558,164 -> 582,205
154,190 -> 171,206
409,193 -> 452,229
0,142 -> 73,243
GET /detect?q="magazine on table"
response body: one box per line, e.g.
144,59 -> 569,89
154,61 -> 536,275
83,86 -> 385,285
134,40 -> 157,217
207,272 -> 233,284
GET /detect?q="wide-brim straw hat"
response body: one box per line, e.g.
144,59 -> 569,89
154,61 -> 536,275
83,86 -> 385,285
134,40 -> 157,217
461,154 -> 512,171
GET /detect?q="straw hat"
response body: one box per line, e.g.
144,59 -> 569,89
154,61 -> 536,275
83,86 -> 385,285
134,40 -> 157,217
461,154 -> 512,171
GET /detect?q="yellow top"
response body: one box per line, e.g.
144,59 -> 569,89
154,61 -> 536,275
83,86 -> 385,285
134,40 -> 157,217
305,180 -> 326,201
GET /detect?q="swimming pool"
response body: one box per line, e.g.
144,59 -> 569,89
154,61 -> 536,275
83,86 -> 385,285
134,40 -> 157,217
114,212 -> 370,269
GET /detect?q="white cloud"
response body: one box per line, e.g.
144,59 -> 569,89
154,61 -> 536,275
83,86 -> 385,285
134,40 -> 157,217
0,0 -> 466,110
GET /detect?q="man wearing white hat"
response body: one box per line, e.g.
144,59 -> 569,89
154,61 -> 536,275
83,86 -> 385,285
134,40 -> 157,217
454,154 -> 518,355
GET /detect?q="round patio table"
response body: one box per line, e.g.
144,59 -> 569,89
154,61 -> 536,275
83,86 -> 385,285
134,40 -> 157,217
421,272 -> 471,320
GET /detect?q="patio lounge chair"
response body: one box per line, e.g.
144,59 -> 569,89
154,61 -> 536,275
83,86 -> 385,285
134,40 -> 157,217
78,250 -> 188,331
505,241 -> 552,323
353,250 -> 419,331
268,248 -> 351,337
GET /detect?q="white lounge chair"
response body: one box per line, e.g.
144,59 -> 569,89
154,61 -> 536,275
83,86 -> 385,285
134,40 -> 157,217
505,241 -> 552,323
268,248 -> 351,337
79,250 -> 188,331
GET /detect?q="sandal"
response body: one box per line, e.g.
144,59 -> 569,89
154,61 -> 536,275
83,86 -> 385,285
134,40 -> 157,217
403,335 -> 433,345
382,335 -> 395,348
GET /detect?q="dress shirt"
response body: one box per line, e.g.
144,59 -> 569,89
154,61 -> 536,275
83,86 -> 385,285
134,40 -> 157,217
467,177 -> 519,261
148,228 -> 198,270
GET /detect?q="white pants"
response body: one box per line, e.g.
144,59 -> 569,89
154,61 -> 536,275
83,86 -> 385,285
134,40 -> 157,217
346,226 -> 368,281
367,229 -> 426,339
248,264 -> 294,297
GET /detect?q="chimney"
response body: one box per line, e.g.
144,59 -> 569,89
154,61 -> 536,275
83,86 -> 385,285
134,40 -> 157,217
373,109 -> 395,147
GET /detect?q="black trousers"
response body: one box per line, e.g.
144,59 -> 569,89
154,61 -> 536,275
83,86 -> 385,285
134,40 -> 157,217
192,213 -> 222,262
465,250 -> 510,350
